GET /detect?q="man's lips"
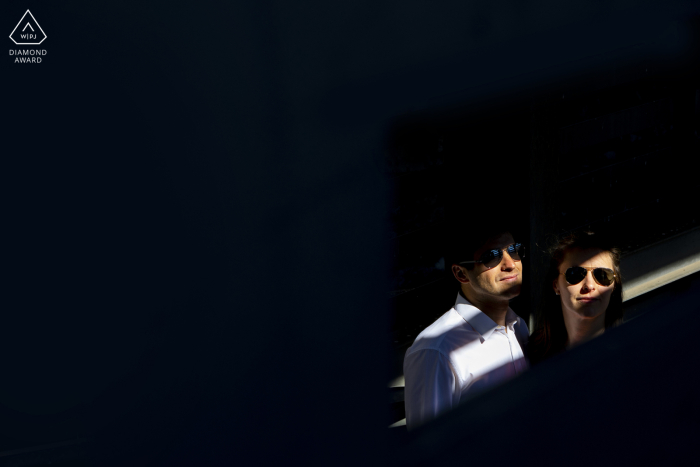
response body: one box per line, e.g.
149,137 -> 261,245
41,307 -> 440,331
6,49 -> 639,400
500,275 -> 518,282
577,297 -> 599,302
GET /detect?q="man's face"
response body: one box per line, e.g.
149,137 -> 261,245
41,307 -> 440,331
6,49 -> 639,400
454,232 -> 523,302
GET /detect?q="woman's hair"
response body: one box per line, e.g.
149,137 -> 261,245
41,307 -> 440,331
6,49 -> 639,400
529,230 -> 623,365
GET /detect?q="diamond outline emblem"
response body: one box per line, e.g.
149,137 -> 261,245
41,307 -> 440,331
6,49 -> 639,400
9,10 -> 47,45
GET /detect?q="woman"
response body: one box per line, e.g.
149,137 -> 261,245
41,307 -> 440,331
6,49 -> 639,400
529,231 -> 623,365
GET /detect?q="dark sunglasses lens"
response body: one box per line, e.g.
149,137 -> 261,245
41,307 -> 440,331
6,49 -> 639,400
593,268 -> 614,286
508,244 -> 524,261
565,267 -> 587,285
480,250 -> 503,269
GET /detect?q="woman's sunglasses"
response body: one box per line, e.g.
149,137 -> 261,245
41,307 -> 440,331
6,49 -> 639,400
561,266 -> 616,287
460,243 -> 525,270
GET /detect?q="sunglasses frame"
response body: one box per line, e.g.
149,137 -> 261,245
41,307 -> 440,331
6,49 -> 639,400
560,266 -> 616,287
459,243 -> 525,270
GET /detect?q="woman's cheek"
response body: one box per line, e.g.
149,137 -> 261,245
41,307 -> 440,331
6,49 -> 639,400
601,288 -> 614,308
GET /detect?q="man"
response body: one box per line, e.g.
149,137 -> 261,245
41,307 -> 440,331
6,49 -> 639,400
403,224 -> 529,429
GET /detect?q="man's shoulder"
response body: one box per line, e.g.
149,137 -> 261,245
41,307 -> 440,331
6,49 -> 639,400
405,308 -> 481,357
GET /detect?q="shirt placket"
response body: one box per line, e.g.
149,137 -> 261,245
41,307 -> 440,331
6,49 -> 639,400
496,326 -> 517,375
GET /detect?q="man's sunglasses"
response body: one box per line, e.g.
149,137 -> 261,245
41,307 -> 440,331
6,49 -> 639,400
460,243 -> 525,270
561,266 -> 616,287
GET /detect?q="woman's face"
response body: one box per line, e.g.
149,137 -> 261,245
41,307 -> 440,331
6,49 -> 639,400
553,247 -> 616,321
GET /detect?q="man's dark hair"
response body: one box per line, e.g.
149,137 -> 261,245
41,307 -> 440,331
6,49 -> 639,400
440,159 -> 524,275
443,213 -> 520,272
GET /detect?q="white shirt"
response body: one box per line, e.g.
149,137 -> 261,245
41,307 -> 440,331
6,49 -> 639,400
403,293 -> 529,429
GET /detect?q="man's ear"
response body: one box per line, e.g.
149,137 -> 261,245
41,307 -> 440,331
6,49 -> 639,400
452,264 -> 470,284
552,278 -> 560,296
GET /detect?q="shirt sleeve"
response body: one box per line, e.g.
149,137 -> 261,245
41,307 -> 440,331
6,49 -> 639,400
403,349 -> 459,429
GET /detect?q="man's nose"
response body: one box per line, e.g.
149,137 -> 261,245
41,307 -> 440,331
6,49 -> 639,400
501,251 -> 516,269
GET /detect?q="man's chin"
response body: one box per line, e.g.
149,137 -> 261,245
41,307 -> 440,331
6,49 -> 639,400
500,283 -> 522,299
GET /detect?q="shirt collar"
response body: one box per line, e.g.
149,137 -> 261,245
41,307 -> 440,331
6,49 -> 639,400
505,308 -> 519,328
454,293 -> 517,341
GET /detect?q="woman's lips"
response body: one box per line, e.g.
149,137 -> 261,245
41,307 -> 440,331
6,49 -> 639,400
577,297 -> 598,302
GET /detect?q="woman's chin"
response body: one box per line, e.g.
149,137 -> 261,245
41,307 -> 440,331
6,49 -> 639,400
572,304 -> 606,319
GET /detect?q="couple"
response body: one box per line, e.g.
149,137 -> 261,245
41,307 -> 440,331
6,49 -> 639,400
403,222 -> 623,429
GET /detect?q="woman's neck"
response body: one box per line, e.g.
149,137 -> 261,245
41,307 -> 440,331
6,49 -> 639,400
563,312 -> 606,348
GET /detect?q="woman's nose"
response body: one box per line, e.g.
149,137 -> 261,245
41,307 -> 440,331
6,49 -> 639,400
581,271 -> 596,291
